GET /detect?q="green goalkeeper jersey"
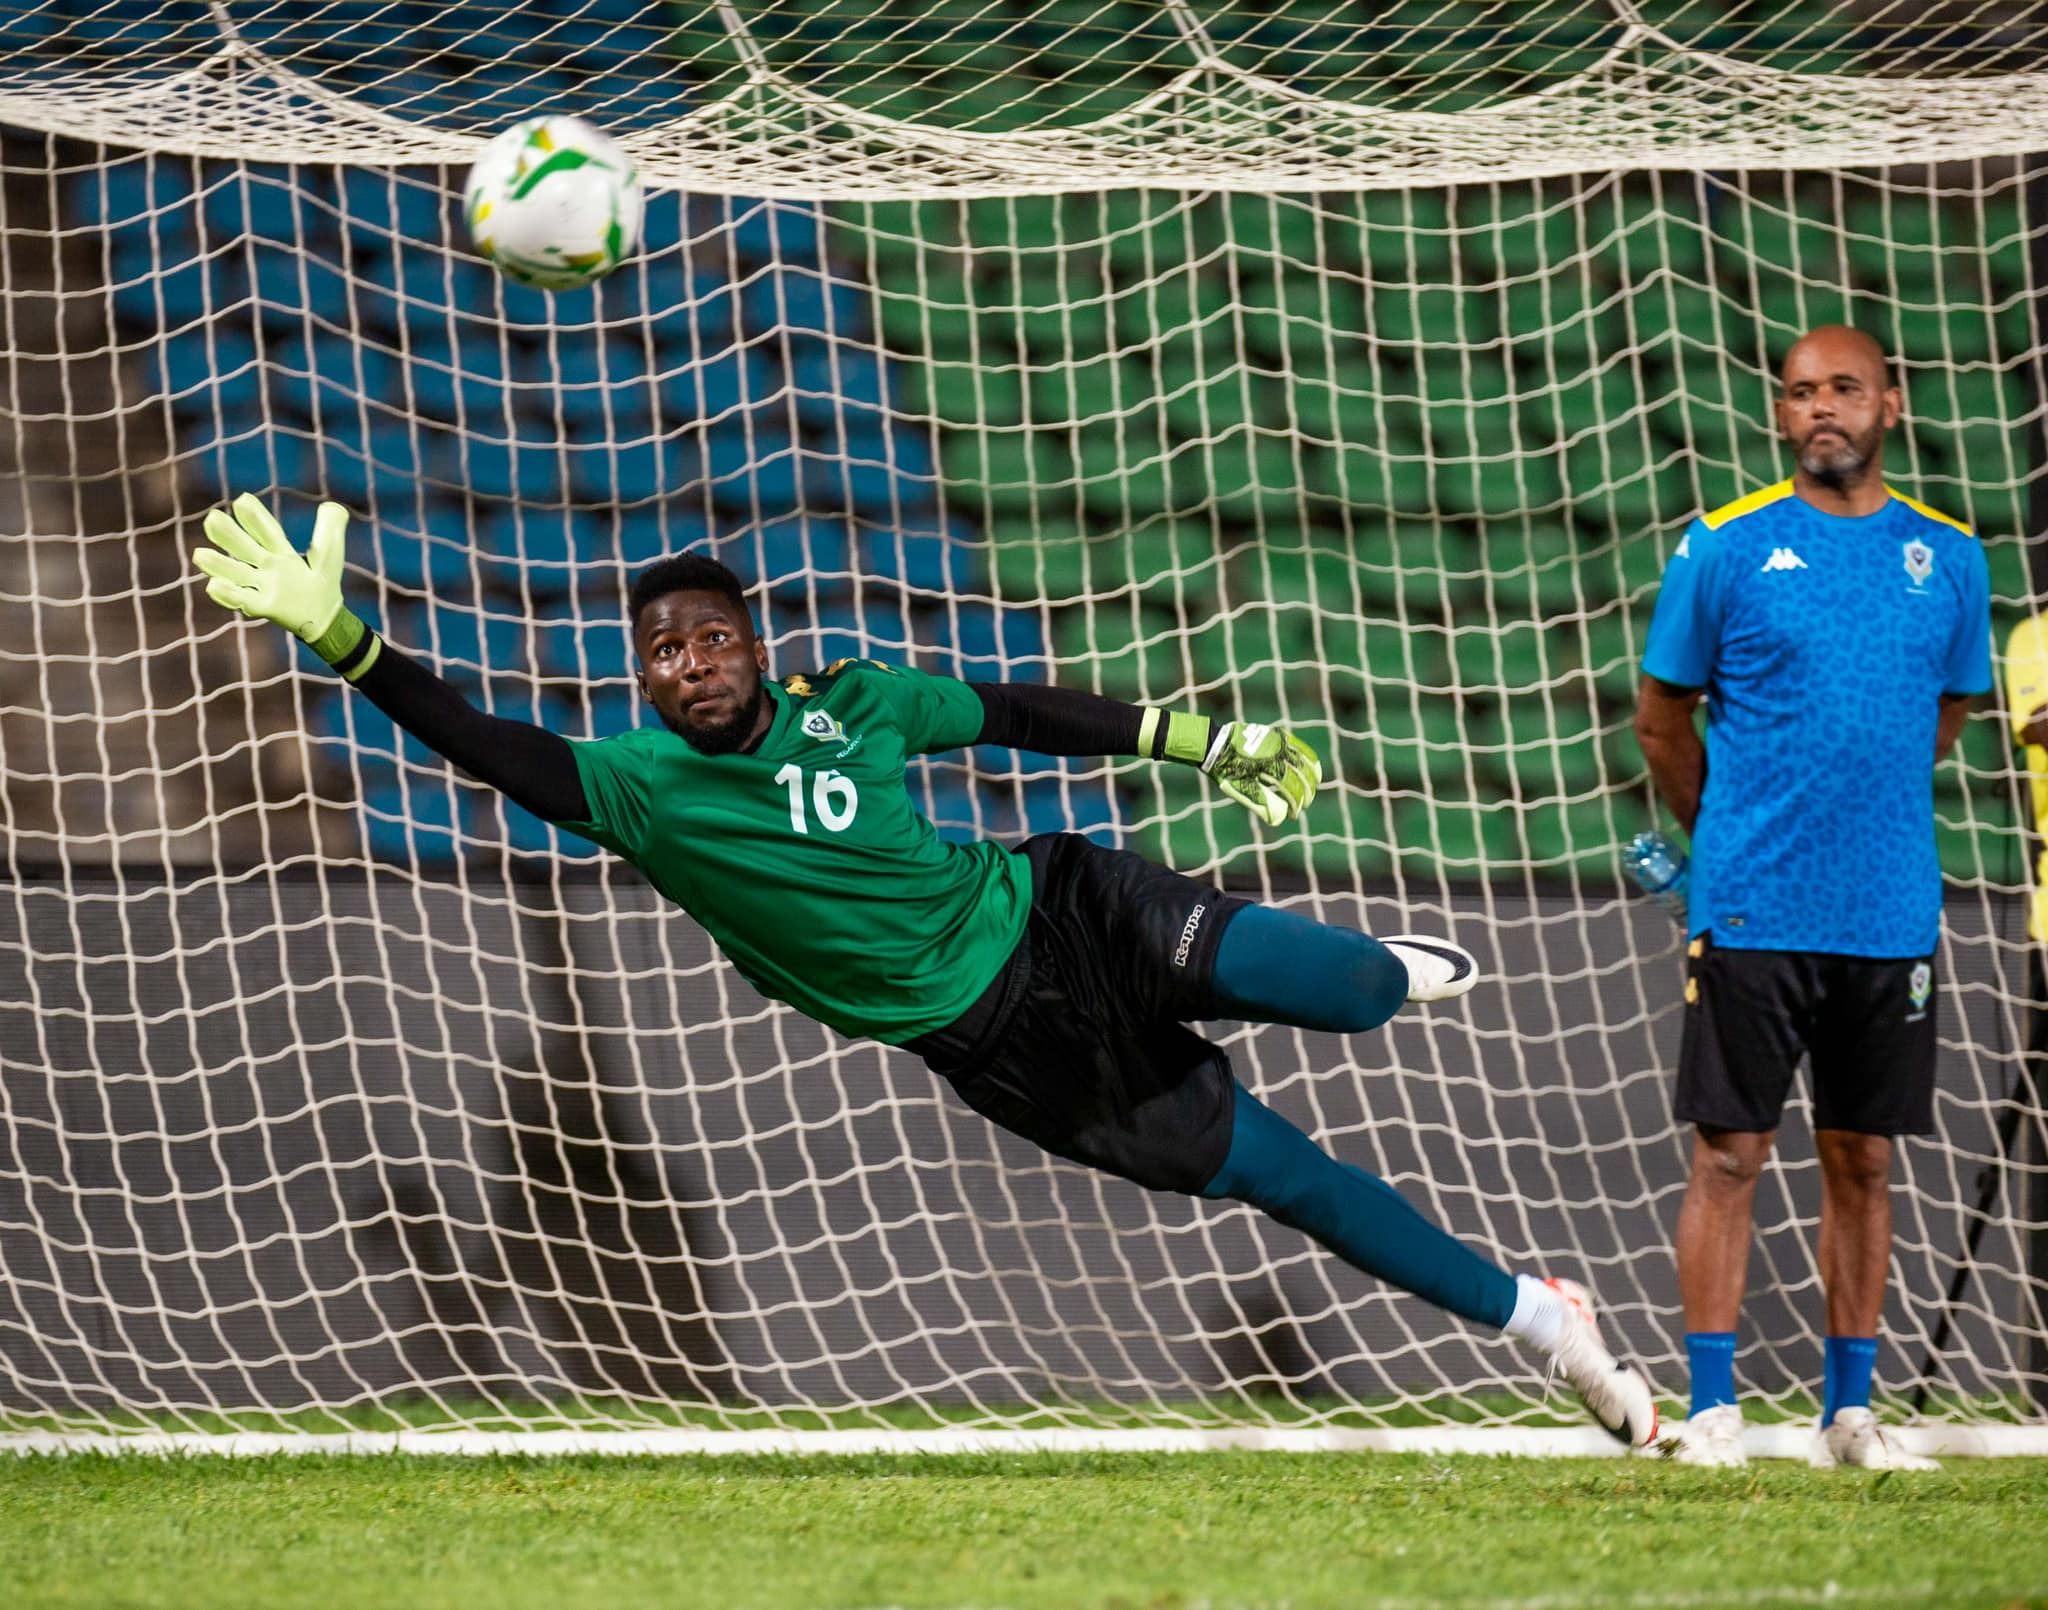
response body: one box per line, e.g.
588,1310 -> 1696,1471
563,658 -> 1031,1044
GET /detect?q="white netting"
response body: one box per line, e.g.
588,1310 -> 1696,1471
0,1 -> 2044,1445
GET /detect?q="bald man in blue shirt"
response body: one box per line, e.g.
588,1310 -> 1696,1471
1635,325 -> 1992,1471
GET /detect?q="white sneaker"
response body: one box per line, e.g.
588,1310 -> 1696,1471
1382,935 -> 1479,1003
1667,1403 -> 1748,1467
1808,1407 -> 1940,1471
1541,1278 -> 1659,1447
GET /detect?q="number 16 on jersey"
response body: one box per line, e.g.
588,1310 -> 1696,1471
774,763 -> 859,835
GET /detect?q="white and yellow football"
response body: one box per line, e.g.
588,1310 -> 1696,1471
463,115 -> 643,292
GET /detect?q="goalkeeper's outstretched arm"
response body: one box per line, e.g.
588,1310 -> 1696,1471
192,495 -> 588,825
967,681 -> 1321,828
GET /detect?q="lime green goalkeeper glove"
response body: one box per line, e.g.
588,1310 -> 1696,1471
1144,710 -> 1323,827
192,495 -> 379,676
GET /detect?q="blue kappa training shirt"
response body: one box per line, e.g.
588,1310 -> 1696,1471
1641,480 -> 1993,957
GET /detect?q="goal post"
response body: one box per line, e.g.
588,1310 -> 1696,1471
2,0 -> 2048,1454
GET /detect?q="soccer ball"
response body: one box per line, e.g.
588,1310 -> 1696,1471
463,116 -> 643,292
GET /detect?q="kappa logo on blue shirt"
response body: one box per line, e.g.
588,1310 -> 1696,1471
1760,547 -> 1809,573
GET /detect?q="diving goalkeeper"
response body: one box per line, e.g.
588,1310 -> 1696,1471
193,494 -> 1657,1445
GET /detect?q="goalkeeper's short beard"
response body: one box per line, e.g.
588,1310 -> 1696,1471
661,686 -> 767,756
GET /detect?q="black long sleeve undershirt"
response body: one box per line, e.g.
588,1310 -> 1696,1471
967,680 -> 1150,757
340,644 -> 1160,831
350,637 -> 590,824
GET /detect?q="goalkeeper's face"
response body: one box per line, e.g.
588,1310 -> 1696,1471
633,589 -> 772,755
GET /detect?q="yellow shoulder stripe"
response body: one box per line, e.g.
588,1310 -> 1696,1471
1888,488 -> 1973,536
1700,480 -> 1796,530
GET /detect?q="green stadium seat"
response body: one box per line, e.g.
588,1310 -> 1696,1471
989,520 -> 1090,603
1373,285 -> 1496,349
1286,374 -> 1384,448
906,359 -> 1025,426
941,428 -> 1068,513
1450,617 -> 1551,692
1338,709 -> 1426,794
1394,796 -> 1517,881
879,290 -> 976,356
1111,518 -> 1216,590
1030,355 -> 1142,427
1578,609 -> 1646,706
1051,601 -> 1191,704
1514,796 -> 1650,874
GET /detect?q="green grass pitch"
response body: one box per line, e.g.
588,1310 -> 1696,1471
4,1452 -> 2047,1609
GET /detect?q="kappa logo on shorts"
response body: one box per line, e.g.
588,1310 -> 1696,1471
1172,903 -> 1206,968
1907,960 -> 1932,1021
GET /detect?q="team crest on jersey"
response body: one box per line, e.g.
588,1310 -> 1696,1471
1903,539 -> 1934,590
800,709 -> 846,744
1908,961 -> 1932,1019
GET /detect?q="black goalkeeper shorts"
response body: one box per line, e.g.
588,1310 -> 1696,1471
902,833 -> 1250,1194
1674,935 -> 1938,1137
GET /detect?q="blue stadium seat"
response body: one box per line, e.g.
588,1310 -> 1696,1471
384,599 -> 528,677
359,778 -> 464,863
466,786 -> 566,858
741,513 -> 856,601
742,271 -> 869,339
370,521 -> 480,595
320,418 -> 429,511
438,421 -> 567,505
265,332 -> 391,425
110,243 -> 243,331
657,345 -> 769,426
615,503 -> 717,565
726,199 -> 824,266
477,503 -> 612,570
774,596 -> 914,669
706,431 -> 802,513
915,773 -> 982,844
306,688 -> 438,768
147,324 -> 259,406
302,333 -> 402,423
397,248 -> 500,329
337,166 -> 452,249
247,244 -> 355,330
518,336 -> 657,429
788,340 -> 892,424
73,158 -> 198,237
859,517 -> 976,594
926,602 -> 1050,682
813,429 -> 938,517
615,257 -> 728,335
179,417 -> 316,501
574,433 -> 701,505
199,164 -> 316,247
399,329 -> 514,424
539,687 -> 642,746
535,618 -> 635,684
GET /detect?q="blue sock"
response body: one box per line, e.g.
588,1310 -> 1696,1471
1686,1332 -> 1738,1418
1212,905 -> 1409,1034
1202,1083 -> 1517,1329
1822,1336 -> 1878,1427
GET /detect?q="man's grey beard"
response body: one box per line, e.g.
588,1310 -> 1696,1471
1796,424 -> 1882,488
661,686 -> 767,755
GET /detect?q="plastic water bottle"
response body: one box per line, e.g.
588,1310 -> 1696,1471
1622,830 -> 1689,925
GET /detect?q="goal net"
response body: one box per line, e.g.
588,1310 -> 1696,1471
3,0 -> 2046,1453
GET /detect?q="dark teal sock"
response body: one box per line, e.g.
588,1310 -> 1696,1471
1822,1336 -> 1878,1427
1212,905 -> 1409,1034
1686,1331 -> 1738,1417
1201,1083 -> 1516,1328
